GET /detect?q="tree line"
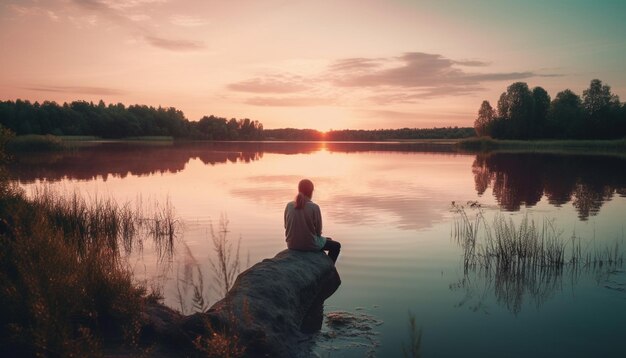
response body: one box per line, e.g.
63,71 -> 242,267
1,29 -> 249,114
0,100 -> 263,140
474,79 -> 626,139
264,127 -> 474,141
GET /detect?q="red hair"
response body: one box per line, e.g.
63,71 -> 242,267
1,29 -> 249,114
295,179 -> 314,209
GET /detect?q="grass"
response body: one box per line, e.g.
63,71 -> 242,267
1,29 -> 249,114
0,181 -> 180,356
58,135 -> 101,141
451,203 -> 624,314
0,185 -> 142,356
402,311 -> 422,358
7,134 -> 66,152
457,136 -> 626,155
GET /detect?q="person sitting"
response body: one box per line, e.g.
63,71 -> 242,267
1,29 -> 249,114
284,179 -> 340,263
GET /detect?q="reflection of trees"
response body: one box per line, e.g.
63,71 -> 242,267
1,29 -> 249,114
10,141 -> 459,183
472,153 -> 626,219
10,142 -> 266,183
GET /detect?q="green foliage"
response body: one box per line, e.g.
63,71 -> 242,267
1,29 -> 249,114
0,187 -> 148,356
6,134 -> 65,152
0,99 -> 264,140
0,183 -> 179,355
474,100 -> 495,136
546,89 -> 585,138
478,79 -> 625,140
456,136 -> 498,151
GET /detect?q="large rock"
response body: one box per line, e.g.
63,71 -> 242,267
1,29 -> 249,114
182,249 -> 341,357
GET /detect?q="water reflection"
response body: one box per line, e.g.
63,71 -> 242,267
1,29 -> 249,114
8,141 -> 456,183
450,206 -> 624,315
473,153 -> 626,219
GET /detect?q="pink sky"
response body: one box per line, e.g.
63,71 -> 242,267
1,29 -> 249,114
1,0 -> 625,130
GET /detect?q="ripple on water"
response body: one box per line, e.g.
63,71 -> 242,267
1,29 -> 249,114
308,310 -> 384,358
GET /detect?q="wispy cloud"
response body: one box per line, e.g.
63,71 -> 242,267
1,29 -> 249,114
170,14 -> 210,27
23,85 -> 125,96
228,51 -> 561,107
227,75 -> 310,93
69,0 -> 205,51
99,0 -> 167,10
8,3 -> 61,21
330,52 -> 547,88
329,52 -> 563,104
244,96 -> 334,107
144,35 -> 204,51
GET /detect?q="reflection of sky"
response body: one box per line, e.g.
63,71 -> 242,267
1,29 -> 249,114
15,146 -> 626,357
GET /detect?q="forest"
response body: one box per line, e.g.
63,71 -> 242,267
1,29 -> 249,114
261,127 -> 474,141
474,79 -> 626,139
0,99 -> 474,141
0,100 -> 263,140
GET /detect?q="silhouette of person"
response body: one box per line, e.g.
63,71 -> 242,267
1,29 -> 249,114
284,179 -> 341,263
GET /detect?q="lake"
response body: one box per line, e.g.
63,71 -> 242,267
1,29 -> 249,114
9,141 -> 626,357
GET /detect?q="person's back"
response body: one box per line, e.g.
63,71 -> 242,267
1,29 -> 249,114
284,199 -> 324,251
284,179 -> 341,263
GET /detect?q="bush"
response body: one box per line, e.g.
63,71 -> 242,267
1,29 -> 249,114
0,185 -> 148,356
7,134 -> 64,152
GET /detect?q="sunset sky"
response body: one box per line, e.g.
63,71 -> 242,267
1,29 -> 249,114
1,0 -> 625,130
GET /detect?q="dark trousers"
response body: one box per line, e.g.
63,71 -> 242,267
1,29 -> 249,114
322,238 -> 341,263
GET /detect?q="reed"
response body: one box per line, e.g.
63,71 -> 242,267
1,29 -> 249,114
0,181 -> 180,355
0,187 -> 146,355
451,203 -> 624,314
26,187 -> 179,259
402,311 -> 422,358
209,214 -> 242,298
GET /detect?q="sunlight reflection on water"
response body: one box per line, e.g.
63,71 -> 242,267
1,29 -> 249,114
11,142 -> 626,357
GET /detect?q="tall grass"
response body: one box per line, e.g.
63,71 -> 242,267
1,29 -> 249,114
0,183 -> 180,355
7,134 -> 65,152
209,214 -> 243,298
402,311 -> 422,358
451,203 -> 624,314
457,137 -> 626,155
27,187 -> 179,259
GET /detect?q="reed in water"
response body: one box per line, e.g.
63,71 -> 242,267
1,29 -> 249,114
451,203 -> 624,314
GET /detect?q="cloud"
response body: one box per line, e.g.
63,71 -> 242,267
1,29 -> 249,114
328,57 -> 384,71
23,85 -> 126,96
229,51 -> 561,107
100,0 -> 167,10
367,85 -> 485,105
170,15 -> 210,27
70,0 -> 204,51
244,96 -> 333,107
453,59 -> 490,67
330,52 -> 546,89
8,3 -> 61,21
144,35 -> 204,51
227,75 -> 310,93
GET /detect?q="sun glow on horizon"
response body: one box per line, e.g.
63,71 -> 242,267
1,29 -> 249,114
1,1 -> 625,129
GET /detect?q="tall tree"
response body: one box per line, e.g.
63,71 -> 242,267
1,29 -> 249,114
496,82 -> 534,138
531,86 -> 550,138
474,100 -> 495,136
547,89 -> 584,138
582,79 -> 621,137
582,79 -> 618,119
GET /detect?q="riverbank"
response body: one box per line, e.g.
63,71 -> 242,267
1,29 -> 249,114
456,137 -> 626,155
7,134 -> 626,157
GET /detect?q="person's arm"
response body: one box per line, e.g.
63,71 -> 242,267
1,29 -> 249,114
315,205 -> 323,236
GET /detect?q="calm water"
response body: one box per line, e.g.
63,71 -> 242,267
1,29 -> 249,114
10,142 -> 626,357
